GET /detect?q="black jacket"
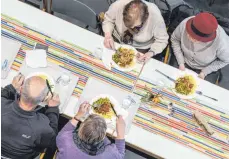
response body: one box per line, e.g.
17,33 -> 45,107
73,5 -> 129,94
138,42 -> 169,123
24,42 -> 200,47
1,85 -> 59,159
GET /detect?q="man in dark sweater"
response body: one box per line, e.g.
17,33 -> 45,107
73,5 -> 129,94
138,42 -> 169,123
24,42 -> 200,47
1,73 -> 60,159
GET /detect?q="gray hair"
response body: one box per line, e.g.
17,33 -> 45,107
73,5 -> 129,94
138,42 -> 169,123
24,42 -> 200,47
123,0 -> 149,28
78,114 -> 107,144
20,78 -> 49,106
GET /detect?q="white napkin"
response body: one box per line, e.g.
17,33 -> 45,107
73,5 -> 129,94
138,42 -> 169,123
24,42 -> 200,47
26,49 -> 47,68
102,48 -> 114,70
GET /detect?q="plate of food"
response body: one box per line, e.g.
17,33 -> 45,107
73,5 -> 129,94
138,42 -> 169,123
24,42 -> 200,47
26,72 -> 55,91
172,71 -> 199,99
111,45 -> 137,72
89,94 -> 128,123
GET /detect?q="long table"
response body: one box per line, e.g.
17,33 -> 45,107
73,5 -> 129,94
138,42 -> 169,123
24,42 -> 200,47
2,0 -> 229,159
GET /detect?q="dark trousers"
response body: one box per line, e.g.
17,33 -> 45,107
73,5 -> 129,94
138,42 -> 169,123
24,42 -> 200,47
169,55 -> 222,84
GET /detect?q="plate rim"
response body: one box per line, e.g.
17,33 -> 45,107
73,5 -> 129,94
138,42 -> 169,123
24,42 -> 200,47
111,45 -> 138,72
26,72 -> 55,91
172,71 -> 199,99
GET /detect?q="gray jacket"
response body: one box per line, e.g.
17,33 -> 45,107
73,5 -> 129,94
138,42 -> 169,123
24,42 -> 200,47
171,17 -> 229,75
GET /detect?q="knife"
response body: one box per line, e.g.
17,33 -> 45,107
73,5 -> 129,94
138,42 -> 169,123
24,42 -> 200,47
155,69 -> 175,82
46,79 -> 53,98
111,104 -> 118,117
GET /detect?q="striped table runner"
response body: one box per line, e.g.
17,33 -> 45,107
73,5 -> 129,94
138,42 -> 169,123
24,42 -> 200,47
133,78 -> 229,159
1,14 -> 142,97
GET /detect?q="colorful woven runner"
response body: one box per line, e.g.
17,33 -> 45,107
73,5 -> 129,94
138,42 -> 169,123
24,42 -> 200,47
1,14 -> 142,97
133,78 -> 229,159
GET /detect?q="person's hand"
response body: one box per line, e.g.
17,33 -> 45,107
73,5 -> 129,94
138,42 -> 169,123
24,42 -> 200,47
104,32 -> 115,49
116,115 -> 126,139
48,93 -> 60,107
136,52 -> 144,62
137,52 -> 154,63
198,72 -> 205,79
75,101 -> 90,120
12,73 -> 25,92
143,52 -> 154,62
179,64 -> 186,71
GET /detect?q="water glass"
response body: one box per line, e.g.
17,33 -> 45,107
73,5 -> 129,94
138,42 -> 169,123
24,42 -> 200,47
93,47 -> 103,59
57,73 -> 71,86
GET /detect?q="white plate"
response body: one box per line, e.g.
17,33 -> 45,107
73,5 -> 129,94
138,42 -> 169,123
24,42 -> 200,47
89,94 -> 128,124
111,45 -> 137,72
26,72 -> 55,91
172,70 -> 200,99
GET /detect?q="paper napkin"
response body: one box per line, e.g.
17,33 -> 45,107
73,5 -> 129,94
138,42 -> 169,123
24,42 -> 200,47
26,49 -> 47,68
102,48 -> 114,70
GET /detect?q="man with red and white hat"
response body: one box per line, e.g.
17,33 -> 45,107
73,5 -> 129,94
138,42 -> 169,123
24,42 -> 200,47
171,12 -> 229,83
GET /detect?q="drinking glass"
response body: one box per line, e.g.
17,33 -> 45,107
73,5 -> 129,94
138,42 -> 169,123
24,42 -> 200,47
93,47 -> 103,59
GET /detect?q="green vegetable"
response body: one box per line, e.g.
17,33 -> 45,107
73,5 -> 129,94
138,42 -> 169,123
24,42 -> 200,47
93,97 -> 111,107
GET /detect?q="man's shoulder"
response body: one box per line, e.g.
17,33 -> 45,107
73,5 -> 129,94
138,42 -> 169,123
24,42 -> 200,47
30,113 -> 52,132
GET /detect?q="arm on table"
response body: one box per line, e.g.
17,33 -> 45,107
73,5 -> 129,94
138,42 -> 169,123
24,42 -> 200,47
57,101 -> 90,138
112,116 -> 126,159
150,20 -> 169,55
56,101 -> 91,151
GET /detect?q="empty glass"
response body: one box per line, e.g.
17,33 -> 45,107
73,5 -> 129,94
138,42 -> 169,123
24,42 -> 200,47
93,47 -> 103,59
122,95 -> 136,110
56,73 -> 71,86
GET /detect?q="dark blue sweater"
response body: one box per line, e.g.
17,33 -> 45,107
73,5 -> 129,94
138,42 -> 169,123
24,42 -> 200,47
1,85 -> 59,159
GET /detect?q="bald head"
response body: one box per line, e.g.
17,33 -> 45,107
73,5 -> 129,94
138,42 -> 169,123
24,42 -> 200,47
123,0 -> 149,28
20,76 -> 49,107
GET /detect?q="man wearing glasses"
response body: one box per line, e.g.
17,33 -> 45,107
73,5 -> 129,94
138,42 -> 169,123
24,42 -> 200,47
1,73 -> 60,159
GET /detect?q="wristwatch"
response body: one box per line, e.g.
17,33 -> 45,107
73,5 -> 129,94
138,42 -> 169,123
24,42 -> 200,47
74,116 -> 81,122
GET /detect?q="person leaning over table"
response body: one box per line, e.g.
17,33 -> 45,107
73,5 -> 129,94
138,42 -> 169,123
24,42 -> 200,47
1,73 -> 60,159
171,12 -> 229,83
56,102 -> 126,159
102,0 -> 169,62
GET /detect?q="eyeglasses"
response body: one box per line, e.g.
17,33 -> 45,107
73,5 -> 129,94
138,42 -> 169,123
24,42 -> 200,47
132,23 -> 143,30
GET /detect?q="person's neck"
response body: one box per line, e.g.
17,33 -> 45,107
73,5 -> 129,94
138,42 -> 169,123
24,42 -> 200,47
19,100 -> 35,111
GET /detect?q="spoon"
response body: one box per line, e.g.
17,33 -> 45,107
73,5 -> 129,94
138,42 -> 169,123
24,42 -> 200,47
196,91 -> 218,101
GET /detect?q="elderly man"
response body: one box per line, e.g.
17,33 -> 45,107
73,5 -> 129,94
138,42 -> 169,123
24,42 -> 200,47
1,73 -> 60,159
103,0 -> 169,62
56,102 -> 126,159
171,12 -> 229,83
